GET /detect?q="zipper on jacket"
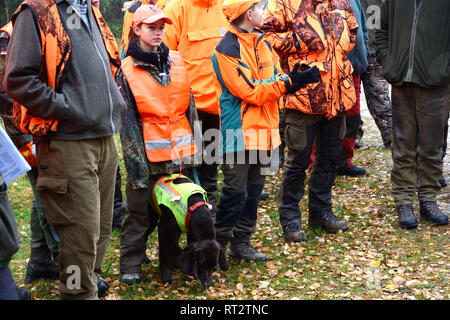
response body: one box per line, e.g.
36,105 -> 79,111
83,4 -> 116,134
91,33 -> 116,133
236,67 -> 255,89
328,13 -> 338,40
242,103 -> 250,115
405,1 -> 422,82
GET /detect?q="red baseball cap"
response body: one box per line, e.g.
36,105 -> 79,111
132,4 -> 173,27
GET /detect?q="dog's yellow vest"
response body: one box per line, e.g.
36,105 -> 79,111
152,174 -> 208,233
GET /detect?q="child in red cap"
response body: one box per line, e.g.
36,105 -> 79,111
116,4 -> 201,285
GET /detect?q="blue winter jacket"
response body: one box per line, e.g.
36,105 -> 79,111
347,0 -> 369,74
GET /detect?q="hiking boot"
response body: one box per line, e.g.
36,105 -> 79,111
397,204 -> 418,229
97,278 -> 109,298
282,223 -> 306,242
228,243 -> 268,261
17,288 -> 31,300
419,201 -> 448,226
111,214 -> 123,231
142,253 -> 151,265
229,234 -> 267,262
259,190 -> 269,201
308,212 -> 349,233
121,273 -> 141,285
25,258 -> 59,283
438,177 -> 447,188
338,165 -> 366,177
112,203 -> 126,231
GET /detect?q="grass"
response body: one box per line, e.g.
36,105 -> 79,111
5,114 -> 450,300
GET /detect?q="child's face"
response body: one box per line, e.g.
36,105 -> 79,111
248,2 -> 266,29
134,20 -> 165,52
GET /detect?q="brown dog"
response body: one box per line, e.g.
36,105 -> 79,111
155,176 -> 228,288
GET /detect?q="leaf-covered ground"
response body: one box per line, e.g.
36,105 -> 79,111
7,100 -> 449,300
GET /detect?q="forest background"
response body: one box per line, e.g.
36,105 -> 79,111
0,0 -> 124,37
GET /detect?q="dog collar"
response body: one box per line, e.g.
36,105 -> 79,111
185,201 -> 208,231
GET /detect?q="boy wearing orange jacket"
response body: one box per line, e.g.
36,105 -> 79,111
212,0 -> 320,261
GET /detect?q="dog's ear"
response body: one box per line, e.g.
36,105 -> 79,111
217,242 -> 229,271
181,243 -> 198,276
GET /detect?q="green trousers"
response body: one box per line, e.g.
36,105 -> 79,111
391,83 -> 449,205
36,137 -> 118,300
27,168 -> 59,260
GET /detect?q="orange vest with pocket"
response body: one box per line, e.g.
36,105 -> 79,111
121,51 -> 197,163
11,0 -> 120,136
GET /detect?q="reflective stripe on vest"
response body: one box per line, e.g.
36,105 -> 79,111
145,134 -> 194,152
121,51 -> 197,162
152,174 -> 207,233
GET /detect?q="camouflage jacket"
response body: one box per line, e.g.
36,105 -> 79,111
116,54 -> 201,190
1,26 -> 32,148
263,0 -> 358,118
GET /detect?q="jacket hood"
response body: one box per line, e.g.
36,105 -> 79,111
222,0 -> 261,22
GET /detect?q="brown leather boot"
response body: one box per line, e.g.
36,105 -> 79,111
308,211 -> 349,233
283,223 -> 307,242
397,204 -> 418,229
420,201 -> 448,226
229,233 -> 267,261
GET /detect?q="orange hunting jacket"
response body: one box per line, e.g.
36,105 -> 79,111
212,24 -> 289,155
163,0 -> 228,115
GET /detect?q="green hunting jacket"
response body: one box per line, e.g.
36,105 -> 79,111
375,0 -> 450,88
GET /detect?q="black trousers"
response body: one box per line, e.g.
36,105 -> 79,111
278,110 -> 345,227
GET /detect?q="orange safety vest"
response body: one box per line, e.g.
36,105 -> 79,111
11,0 -> 120,136
120,51 -> 197,163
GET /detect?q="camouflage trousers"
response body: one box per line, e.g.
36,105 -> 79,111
360,56 -> 392,146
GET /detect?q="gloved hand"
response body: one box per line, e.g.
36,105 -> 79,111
285,63 -> 321,94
